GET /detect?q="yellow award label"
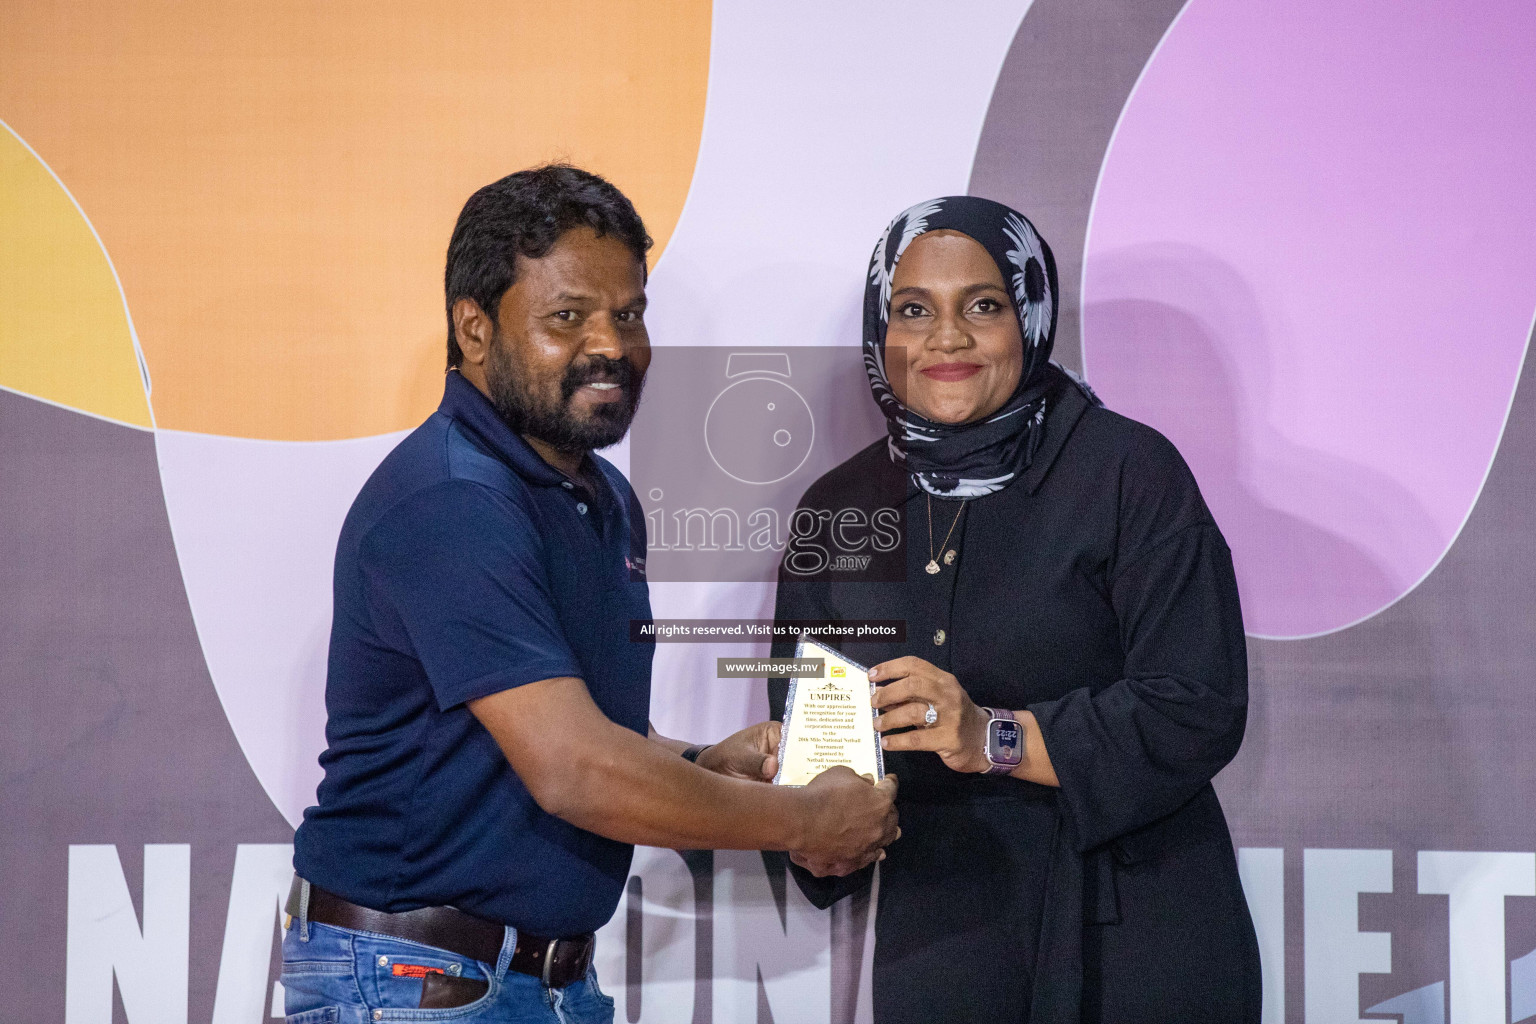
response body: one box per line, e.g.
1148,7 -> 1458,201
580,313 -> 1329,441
773,636 -> 885,786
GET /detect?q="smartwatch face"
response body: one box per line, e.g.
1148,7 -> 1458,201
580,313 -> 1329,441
988,719 -> 1023,766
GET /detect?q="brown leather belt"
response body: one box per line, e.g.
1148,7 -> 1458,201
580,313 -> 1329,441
285,877 -> 595,988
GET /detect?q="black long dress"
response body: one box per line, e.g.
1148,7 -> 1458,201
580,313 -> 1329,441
769,373 -> 1262,1024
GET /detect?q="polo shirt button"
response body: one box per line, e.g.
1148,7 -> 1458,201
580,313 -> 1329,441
576,502 -> 588,515
933,629 -> 946,646
561,481 -> 574,489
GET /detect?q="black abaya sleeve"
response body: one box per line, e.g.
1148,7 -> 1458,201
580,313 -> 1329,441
1028,431 -> 1249,853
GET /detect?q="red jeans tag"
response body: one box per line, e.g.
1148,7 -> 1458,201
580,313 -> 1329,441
391,964 -> 445,979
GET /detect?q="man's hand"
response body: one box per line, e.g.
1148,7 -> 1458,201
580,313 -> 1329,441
476,681 -> 890,847
696,720 -> 781,781
789,768 -> 900,877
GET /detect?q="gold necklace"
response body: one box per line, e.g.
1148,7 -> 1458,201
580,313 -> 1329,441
925,494 -> 967,575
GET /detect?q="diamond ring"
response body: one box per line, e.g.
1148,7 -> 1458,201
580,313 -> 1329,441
923,703 -> 938,727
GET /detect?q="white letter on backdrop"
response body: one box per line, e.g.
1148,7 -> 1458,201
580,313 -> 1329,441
211,844 -> 295,1024
66,844 -> 191,1024
713,850 -> 830,1024
1239,847 -> 1285,1024
1417,850 -> 1536,1024
1304,848 -> 1392,1024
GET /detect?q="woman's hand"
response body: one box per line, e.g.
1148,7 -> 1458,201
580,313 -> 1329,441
696,720 -> 781,781
869,656 -> 990,774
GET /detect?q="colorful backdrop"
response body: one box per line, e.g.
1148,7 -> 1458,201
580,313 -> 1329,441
4,2 -> 1535,1022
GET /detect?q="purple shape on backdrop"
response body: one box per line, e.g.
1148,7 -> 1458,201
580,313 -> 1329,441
1082,0 -> 1536,637
1366,982 -> 1445,1024
1512,947 -> 1536,1024
0,391 -> 294,1021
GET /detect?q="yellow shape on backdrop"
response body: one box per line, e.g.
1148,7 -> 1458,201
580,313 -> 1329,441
0,124 -> 151,428
0,0 -> 710,440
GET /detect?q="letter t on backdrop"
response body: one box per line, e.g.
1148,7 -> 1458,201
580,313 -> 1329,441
1418,851 -> 1536,1024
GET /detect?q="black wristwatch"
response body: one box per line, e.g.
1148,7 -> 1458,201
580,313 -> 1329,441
681,744 -> 712,764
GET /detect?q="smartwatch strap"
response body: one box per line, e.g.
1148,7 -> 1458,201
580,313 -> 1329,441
982,708 -> 1020,776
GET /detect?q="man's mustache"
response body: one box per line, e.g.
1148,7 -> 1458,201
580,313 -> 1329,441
561,356 -> 637,400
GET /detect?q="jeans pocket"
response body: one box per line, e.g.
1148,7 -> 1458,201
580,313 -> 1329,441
280,959 -> 360,1017
286,1009 -> 339,1024
419,973 -> 490,1009
357,934 -> 491,1014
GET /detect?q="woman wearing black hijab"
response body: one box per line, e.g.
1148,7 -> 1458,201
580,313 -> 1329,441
769,196 -> 1261,1023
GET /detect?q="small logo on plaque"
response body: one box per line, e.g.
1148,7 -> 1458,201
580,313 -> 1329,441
830,665 -> 846,678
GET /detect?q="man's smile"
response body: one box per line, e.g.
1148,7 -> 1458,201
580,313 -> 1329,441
576,380 -> 626,403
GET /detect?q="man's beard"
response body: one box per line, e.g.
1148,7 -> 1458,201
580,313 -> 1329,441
483,331 -> 644,454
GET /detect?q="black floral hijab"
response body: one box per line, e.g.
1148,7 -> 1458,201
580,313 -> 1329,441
864,195 -> 1095,497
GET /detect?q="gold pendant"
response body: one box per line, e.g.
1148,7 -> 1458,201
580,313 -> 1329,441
925,560 -> 941,575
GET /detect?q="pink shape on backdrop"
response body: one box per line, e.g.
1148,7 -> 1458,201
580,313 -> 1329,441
1083,0 -> 1536,638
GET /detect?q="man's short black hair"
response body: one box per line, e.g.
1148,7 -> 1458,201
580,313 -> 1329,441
444,164 -> 652,368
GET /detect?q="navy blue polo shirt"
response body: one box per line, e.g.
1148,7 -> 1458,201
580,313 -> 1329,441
293,370 -> 653,936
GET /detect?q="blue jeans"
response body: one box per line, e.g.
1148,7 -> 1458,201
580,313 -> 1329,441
280,918 -> 615,1024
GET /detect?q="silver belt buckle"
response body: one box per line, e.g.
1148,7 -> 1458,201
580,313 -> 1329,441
541,937 -> 560,986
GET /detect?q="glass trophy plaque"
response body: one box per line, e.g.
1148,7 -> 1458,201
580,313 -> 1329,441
773,635 -> 886,786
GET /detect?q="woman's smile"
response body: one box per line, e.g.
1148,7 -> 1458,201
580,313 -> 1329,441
919,361 -> 983,383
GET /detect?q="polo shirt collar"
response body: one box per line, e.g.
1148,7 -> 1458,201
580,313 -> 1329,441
439,370 -> 570,488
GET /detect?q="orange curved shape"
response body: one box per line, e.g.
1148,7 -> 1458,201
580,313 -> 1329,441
1,1 -> 710,439
0,123 -> 150,427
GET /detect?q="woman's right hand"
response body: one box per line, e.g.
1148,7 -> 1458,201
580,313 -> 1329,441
870,656 -> 992,775
789,767 -> 900,877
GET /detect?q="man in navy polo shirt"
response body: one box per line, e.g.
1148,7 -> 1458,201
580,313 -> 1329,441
282,165 -> 898,1023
